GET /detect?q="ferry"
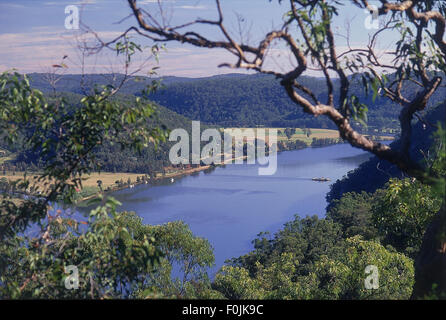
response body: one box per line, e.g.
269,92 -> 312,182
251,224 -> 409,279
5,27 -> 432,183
311,177 -> 331,182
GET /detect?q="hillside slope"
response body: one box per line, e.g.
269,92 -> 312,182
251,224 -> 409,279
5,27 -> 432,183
28,73 -> 446,131
326,101 -> 446,209
4,91 -> 197,174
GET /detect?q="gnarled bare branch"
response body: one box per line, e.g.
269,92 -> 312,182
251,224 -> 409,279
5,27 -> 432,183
119,0 -> 445,183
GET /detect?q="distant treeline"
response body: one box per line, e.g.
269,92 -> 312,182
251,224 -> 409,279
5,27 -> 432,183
311,138 -> 341,147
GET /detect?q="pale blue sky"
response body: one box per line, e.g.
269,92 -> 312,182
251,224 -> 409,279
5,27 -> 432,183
0,0 -> 397,77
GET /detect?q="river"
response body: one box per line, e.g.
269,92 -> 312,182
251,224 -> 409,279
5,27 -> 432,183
104,143 -> 372,275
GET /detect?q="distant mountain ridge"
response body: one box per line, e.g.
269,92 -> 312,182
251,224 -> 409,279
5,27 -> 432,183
27,72 -> 446,131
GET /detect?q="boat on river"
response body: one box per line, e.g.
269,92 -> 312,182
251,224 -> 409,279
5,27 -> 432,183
311,177 -> 331,182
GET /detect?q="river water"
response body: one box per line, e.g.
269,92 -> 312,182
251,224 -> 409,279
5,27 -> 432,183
104,143 -> 372,275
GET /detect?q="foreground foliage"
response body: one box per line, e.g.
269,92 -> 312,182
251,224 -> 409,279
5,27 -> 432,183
213,216 -> 414,300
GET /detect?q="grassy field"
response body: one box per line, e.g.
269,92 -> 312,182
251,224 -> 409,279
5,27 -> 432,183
222,127 -> 340,145
0,155 -> 14,164
0,171 -> 147,192
0,171 -> 151,204
278,128 -> 340,144
79,172 -> 146,188
222,127 -> 393,145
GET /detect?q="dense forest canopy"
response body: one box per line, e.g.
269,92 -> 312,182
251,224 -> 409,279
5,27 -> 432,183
1,91 -> 194,175
27,72 -> 446,131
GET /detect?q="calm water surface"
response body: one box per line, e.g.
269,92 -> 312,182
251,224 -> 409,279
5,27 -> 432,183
104,143 -> 371,274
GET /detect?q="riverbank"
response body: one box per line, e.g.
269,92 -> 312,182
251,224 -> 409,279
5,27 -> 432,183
0,129 -> 394,204
0,166 -> 214,205
78,165 -> 213,204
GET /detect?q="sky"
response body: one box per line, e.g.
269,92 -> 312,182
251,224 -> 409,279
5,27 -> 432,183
0,0 -> 399,77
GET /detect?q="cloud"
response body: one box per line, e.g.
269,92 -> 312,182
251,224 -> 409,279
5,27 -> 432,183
0,29 -> 139,74
44,0 -> 98,5
136,1 -> 208,10
156,48 -> 248,77
0,27 -> 243,77
0,26 -> 333,78
139,0 -> 176,3
174,5 -> 207,10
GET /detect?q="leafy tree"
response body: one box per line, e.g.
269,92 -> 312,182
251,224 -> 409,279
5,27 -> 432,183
136,221 -> 215,298
327,101 -> 445,205
213,266 -> 265,300
229,216 -> 344,277
306,236 -> 414,300
0,198 -> 161,298
0,41 -> 170,298
0,199 -> 216,299
305,128 -> 311,137
327,191 -> 380,240
214,216 -> 414,300
0,70 -> 166,239
373,178 -> 442,258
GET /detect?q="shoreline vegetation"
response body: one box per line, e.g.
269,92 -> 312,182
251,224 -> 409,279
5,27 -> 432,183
0,127 -> 394,205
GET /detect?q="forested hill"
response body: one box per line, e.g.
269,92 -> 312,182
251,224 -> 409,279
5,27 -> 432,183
148,74 -> 339,129
326,101 -> 446,209
5,91 -> 197,174
27,73 -> 446,131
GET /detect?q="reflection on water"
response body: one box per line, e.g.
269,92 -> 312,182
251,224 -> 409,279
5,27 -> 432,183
79,143 -> 372,275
